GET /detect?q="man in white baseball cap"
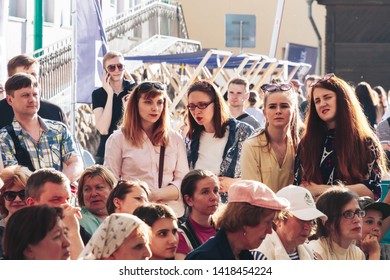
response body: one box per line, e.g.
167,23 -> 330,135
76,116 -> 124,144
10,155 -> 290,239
253,185 -> 327,260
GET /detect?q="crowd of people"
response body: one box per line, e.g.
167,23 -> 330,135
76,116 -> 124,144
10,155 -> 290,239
1,51 -> 390,260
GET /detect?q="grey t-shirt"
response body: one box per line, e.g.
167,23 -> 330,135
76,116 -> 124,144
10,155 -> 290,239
377,118 -> 390,142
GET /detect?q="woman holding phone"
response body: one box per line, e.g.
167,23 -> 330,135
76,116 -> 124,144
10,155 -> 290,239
92,51 -> 136,164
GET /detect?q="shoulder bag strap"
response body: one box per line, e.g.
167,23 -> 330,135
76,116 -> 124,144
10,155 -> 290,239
158,145 -> 165,188
5,125 -> 35,171
179,219 -> 202,250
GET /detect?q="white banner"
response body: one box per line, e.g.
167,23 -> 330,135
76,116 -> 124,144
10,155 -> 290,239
0,260 -> 387,279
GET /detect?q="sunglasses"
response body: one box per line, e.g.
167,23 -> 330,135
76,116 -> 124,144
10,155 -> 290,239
106,63 -> 124,72
342,209 -> 366,219
136,82 -> 165,93
187,100 -> 214,111
2,190 -> 26,201
314,73 -> 335,86
261,83 -> 292,93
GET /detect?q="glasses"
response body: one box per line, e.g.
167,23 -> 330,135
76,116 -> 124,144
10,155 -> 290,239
261,83 -> 292,93
106,63 -> 124,72
187,100 -> 214,111
136,82 -> 164,93
314,73 -> 335,86
2,190 -> 26,201
342,209 -> 366,219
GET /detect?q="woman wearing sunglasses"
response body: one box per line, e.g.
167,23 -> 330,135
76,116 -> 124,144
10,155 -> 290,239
186,81 -> 254,201
0,165 -> 32,258
308,187 -> 366,259
104,82 -> 189,218
92,50 -> 136,165
294,73 -> 387,200
240,81 -> 300,193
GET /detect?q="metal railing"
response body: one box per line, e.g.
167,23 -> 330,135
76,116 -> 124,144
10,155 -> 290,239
31,0 -> 188,104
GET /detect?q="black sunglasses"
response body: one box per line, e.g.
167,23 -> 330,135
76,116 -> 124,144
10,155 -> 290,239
136,82 -> 165,93
106,63 -> 124,72
2,190 -> 26,201
261,83 -> 292,93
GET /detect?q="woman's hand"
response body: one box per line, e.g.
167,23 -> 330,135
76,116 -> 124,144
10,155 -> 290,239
301,182 -> 328,200
218,177 -> 241,193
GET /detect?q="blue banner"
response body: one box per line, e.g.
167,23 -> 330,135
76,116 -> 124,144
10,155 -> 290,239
76,0 -> 108,103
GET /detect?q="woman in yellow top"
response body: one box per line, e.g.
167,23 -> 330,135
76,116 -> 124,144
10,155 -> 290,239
240,81 -> 299,192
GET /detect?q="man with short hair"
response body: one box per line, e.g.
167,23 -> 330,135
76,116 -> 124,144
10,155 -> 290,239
299,74 -> 321,121
227,78 -> 260,130
0,54 -> 68,129
0,73 -> 83,183
25,168 -> 87,260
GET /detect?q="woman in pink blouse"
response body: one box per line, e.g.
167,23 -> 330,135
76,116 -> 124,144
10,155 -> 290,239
104,82 -> 189,217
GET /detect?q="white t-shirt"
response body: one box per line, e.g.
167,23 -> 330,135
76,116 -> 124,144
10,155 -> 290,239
195,131 -> 229,175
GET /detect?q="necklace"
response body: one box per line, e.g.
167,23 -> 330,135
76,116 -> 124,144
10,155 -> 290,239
271,142 -> 287,168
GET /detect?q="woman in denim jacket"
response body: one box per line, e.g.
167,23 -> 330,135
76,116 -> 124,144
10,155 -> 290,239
185,80 -> 254,202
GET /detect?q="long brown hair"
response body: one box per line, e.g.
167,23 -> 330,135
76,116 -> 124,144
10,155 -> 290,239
186,80 -> 230,139
121,82 -> 170,148
300,75 -> 387,184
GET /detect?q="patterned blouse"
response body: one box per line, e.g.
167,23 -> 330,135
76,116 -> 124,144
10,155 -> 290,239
294,129 -> 382,200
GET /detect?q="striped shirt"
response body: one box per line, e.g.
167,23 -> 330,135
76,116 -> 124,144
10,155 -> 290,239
251,251 -> 268,260
289,250 -> 300,260
0,117 -> 79,171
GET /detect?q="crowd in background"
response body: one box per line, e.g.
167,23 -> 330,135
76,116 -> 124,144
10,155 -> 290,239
1,51 -> 390,260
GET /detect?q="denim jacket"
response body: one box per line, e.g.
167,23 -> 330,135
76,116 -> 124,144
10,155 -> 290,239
186,118 -> 254,178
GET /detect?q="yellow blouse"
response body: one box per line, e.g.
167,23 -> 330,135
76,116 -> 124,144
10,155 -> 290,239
240,132 -> 294,192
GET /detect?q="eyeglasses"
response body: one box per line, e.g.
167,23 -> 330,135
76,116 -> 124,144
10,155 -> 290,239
106,63 -> 124,72
342,209 -> 366,219
136,82 -> 164,93
2,190 -> 26,201
261,83 -> 292,93
187,100 -> 214,111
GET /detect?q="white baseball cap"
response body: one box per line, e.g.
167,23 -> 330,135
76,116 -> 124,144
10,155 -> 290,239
276,185 -> 327,221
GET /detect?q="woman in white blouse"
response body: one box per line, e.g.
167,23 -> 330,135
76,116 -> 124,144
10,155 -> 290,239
104,82 -> 189,217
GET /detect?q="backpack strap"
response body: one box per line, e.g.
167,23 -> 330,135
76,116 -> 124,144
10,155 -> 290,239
178,218 -> 202,250
5,125 -> 35,171
236,113 -> 249,121
387,116 -> 390,127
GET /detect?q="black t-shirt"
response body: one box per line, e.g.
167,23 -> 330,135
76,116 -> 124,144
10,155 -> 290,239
92,80 -> 136,158
0,98 -> 68,129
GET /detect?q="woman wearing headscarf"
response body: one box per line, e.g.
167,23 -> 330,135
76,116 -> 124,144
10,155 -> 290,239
79,213 -> 151,260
